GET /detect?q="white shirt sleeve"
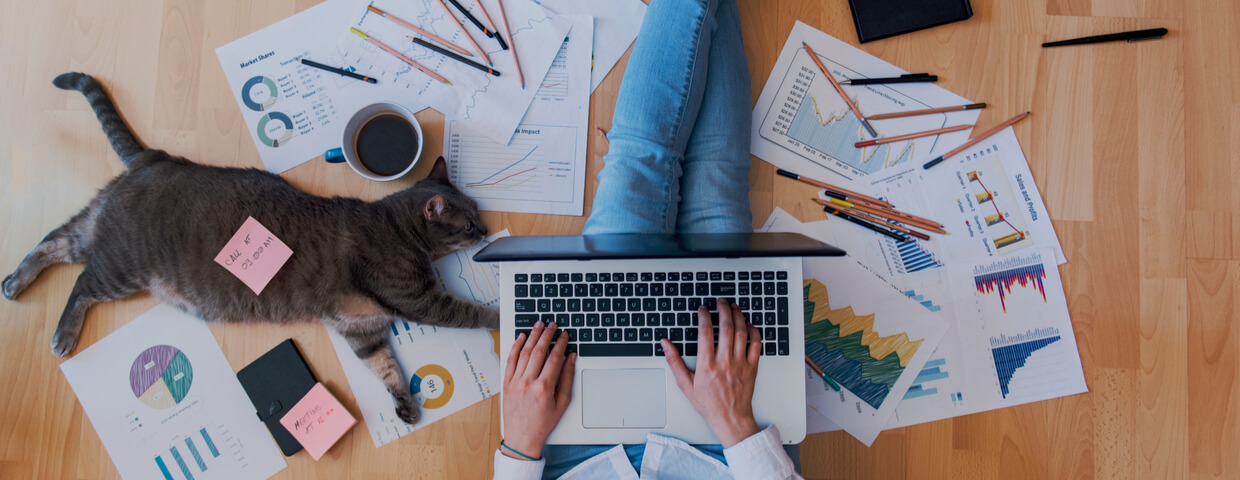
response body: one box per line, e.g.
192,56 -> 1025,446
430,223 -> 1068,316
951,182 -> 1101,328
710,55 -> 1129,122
722,426 -> 804,480
493,448 -> 546,480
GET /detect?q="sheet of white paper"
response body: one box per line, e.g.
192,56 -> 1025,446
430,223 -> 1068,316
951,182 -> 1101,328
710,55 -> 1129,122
532,0 -> 646,92
216,0 -> 420,174
60,304 -> 287,480
751,21 -> 982,184
445,19 -> 591,215
335,0 -> 571,145
327,231 -> 508,447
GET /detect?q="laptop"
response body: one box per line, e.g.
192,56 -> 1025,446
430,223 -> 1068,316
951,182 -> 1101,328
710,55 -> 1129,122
474,233 -> 845,445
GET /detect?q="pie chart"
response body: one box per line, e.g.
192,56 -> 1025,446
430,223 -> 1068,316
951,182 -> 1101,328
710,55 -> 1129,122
409,364 -> 454,410
129,345 -> 194,409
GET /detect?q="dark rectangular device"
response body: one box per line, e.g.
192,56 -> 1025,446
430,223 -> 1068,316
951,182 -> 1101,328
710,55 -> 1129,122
473,232 -> 845,262
849,0 -> 973,43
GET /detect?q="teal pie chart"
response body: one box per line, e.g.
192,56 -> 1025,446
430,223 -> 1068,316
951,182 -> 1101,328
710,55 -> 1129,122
242,75 -> 278,112
257,112 -> 294,148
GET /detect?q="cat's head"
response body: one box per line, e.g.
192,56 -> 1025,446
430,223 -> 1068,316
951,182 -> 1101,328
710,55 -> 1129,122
411,156 -> 488,252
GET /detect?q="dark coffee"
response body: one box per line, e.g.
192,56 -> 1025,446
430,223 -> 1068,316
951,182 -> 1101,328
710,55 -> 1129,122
355,114 -> 419,176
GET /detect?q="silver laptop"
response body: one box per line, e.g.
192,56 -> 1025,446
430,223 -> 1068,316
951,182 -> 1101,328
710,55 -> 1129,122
475,233 -> 845,445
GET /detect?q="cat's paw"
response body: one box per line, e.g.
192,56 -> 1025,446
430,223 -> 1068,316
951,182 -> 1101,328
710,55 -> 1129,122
479,307 -> 500,330
394,394 -> 420,424
50,331 -> 79,357
2,273 -> 21,300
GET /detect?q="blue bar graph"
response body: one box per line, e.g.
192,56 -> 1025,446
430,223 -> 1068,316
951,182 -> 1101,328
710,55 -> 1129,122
199,428 -> 220,458
904,384 -> 938,399
897,240 -> 943,273
992,336 -> 1061,398
185,437 -> 207,472
170,446 -> 195,480
903,358 -> 951,401
155,456 -> 174,480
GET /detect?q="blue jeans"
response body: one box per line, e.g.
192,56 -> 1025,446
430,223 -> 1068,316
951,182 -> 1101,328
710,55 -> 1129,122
582,0 -> 752,235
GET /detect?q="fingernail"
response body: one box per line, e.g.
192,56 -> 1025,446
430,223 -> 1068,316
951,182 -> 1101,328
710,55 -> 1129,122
720,298 -> 728,305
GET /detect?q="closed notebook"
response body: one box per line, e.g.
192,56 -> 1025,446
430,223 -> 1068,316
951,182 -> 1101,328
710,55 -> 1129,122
236,339 -> 318,456
848,0 -> 973,43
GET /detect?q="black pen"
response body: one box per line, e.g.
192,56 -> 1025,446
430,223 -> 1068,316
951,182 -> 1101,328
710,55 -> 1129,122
823,206 -> 912,243
1042,27 -> 1168,47
410,36 -> 501,76
840,74 -> 937,85
299,59 -> 376,84
446,0 -> 495,38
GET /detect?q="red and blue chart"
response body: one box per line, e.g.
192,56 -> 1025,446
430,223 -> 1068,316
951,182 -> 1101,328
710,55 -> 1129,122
972,253 -> 1048,313
447,124 -> 577,204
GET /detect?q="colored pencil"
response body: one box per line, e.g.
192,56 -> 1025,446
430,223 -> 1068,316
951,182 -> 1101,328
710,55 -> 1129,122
300,59 -> 376,83
823,196 -> 943,236
446,0 -> 495,38
410,36 -> 500,76
350,28 -> 451,85
805,355 -> 841,391
802,42 -> 877,138
855,124 -> 974,148
866,103 -> 987,120
366,5 -> 473,58
495,0 -> 524,88
923,111 -> 1032,169
813,197 -> 942,237
473,0 -> 509,50
823,205 -> 911,243
775,169 -> 895,208
433,0 -> 493,66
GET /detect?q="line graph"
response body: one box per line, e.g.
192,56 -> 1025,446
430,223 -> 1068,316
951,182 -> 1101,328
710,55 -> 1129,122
447,125 -> 577,203
466,147 -> 539,187
964,156 -> 1031,254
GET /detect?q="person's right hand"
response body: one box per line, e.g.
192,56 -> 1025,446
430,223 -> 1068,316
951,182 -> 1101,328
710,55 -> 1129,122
662,298 -> 763,447
501,322 -> 576,460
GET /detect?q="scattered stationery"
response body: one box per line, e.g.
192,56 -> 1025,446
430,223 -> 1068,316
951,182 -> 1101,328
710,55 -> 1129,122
866,103 -> 986,120
848,0 -> 973,43
350,27 -> 452,85
236,339 -> 319,456
365,4 -> 474,57
532,0 -> 647,92
473,0 -> 510,50
215,0 -> 416,174
446,0 -> 498,39
213,217 -> 294,295
802,41 -> 878,138
1042,27 -> 1168,47
300,59 -> 377,83
327,231 -> 510,447
775,169 -> 894,208
445,20 -> 593,216
337,0 -> 571,144
435,0 -> 494,65
823,204 -> 911,243
752,22 -> 982,183
494,0 -> 525,88
922,111 -> 1030,169
840,73 -> 938,85
278,383 -> 356,461
60,304 -> 287,479
410,36 -> 501,77
855,123 -> 973,148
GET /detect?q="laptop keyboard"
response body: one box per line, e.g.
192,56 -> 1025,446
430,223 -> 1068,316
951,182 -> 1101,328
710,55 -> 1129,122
512,270 -> 792,357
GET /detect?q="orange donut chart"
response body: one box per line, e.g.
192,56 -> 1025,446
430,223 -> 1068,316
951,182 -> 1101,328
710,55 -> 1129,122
410,364 -> 455,410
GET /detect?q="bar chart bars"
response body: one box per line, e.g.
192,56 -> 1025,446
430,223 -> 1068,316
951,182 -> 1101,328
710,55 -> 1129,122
990,327 -> 1062,398
153,428 -> 222,480
903,357 -> 949,400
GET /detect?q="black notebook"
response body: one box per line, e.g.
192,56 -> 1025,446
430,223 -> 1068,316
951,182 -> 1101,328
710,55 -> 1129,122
236,339 -> 318,456
848,0 -> 973,43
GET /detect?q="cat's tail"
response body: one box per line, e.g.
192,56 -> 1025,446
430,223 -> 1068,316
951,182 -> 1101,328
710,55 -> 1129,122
52,72 -> 145,165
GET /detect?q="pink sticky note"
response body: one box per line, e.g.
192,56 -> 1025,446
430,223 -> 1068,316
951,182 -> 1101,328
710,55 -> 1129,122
279,383 -> 356,460
213,217 -> 293,294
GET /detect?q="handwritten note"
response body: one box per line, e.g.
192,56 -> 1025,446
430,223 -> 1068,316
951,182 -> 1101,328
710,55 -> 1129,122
279,383 -> 355,460
213,217 -> 293,294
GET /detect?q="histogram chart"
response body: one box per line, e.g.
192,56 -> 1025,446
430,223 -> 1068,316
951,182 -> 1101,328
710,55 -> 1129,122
448,125 -> 577,204
989,328 -> 1063,399
973,252 -> 1048,313
903,357 -> 949,400
758,48 -> 954,180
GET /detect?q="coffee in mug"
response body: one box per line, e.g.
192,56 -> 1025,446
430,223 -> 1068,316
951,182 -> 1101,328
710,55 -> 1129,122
355,114 -> 419,176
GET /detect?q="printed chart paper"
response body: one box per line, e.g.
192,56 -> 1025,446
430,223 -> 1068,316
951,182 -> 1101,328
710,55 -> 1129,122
327,231 -> 508,447
216,0 -> 415,173
60,304 -> 286,480
336,0 -> 572,144
532,0 -> 646,92
751,21 -> 981,184
446,19 -> 592,215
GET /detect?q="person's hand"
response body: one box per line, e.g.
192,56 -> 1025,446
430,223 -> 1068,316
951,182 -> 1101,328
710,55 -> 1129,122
662,298 -> 762,447
501,322 -> 576,460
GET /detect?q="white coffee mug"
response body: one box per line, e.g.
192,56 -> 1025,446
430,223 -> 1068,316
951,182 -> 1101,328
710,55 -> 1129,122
324,102 -> 424,182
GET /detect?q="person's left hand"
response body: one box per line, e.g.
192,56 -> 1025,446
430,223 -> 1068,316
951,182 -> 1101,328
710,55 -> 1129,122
501,322 -> 576,460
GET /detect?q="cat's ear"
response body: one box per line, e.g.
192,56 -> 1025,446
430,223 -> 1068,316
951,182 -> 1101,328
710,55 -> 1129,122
424,194 -> 446,220
428,156 -> 450,183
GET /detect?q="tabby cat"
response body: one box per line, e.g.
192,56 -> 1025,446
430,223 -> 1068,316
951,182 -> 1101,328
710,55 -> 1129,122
2,72 -> 497,425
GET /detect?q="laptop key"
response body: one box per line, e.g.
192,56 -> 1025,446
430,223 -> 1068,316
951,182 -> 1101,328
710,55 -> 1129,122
579,329 -> 593,341
546,285 -> 558,297
567,299 -> 581,312
704,298 -> 717,310
629,299 -> 643,311
764,327 -> 777,341
738,283 -> 749,296
662,313 -> 676,326
631,313 -> 645,326
738,298 -> 749,309
625,329 -> 638,342
586,273 -> 597,282
590,284 -> 603,296
724,272 -> 735,281
583,299 -> 596,312
710,272 -> 722,281
777,282 -> 788,295
669,272 -> 680,281
654,342 -> 666,357
640,328 -> 653,342
670,328 -> 684,342
566,344 -> 578,355
626,273 -> 638,282
537,299 -> 551,312
635,283 -> 648,296
599,273 -> 610,282
655,272 -> 667,281
595,328 -> 608,340
685,343 -> 698,356
580,343 -> 653,357
658,298 -> 672,310
666,283 -> 679,296
566,329 -> 577,342
765,312 -> 776,325
764,297 -> 776,311
778,298 -> 789,324
558,274 -> 570,282
651,283 -> 663,296
686,328 -> 698,341
655,328 -> 669,341
571,273 -> 583,282
515,314 -> 539,327
764,282 -> 776,295
514,299 -> 536,312
605,284 -> 618,297
515,285 -> 529,297
677,312 -> 692,326
542,314 -> 555,325
572,314 -> 585,327
688,298 -> 702,311
598,299 -> 611,312
695,283 -> 710,296
711,283 -> 736,296
696,272 -> 708,281
778,327 -> 789,342
674,298 -> 687,311
516,329 -> 532,339
587,314 -> 600,327
641,273 -> 653,281
738,272 -> 749,281
764,271 -> 776,280
602,314 -> 615,327
764,343 -> 776,356
777,271 -> 788,280
553,299 -> 566,312
778,341 -> 790,356
530,284 -> 544,297
621,284 -> 634,296
610,329 -> 624,342
617,313 -> 630,327
529,274 -> 541,282
556,314 -> 569,327
575,284 -> 588,297
560,285 -> 573,297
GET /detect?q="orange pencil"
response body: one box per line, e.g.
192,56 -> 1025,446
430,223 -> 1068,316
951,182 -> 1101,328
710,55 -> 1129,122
775,169 -> 895,208
802,42 -> 877,138
434,0 -> 493,66
813,197 -> 947,235
855,124 -> 974,148
823,203 -> 931,241
495,0 -> 524,88
366,5 -> 474,58
923,111 -> 1031,169
350,28 -> 451,85
866,103 -> 987,121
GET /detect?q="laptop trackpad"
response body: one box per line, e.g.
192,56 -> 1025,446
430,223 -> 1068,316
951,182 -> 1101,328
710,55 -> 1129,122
582,369 -> 666,429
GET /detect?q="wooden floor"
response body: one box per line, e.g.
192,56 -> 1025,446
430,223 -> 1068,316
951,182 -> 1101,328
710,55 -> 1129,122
1,0 -> 1237,478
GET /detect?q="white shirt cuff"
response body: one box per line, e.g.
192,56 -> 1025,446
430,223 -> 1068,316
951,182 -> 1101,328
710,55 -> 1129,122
493,448 -> 545,480
723,425 -> 800,480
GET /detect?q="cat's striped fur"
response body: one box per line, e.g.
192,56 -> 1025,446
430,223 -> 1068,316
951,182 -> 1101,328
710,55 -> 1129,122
2,72 -> 496,424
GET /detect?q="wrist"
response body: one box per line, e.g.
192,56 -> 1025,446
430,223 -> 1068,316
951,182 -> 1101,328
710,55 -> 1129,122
500,437 -> 544,461
713,416 -> 761,448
